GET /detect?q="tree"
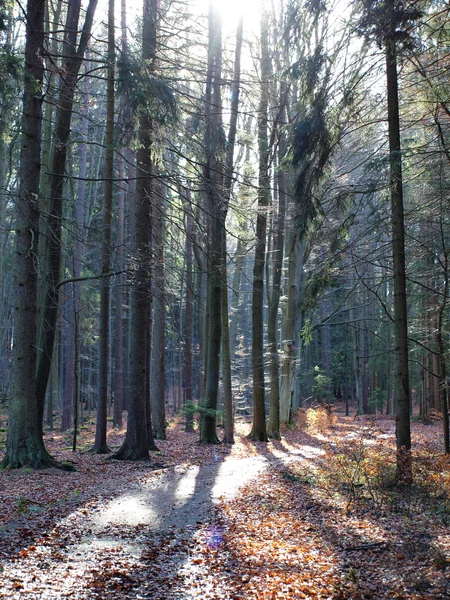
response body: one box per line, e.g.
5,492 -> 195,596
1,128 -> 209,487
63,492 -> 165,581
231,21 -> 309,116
91,0 -> 115,454
2,0 -> 56,468
112,0 -> 159,460
36,0 -> 98,430
221,14 -> 244,445
357,0 -> 422,479
199,1 -> 224,444
248,2 -> 271,442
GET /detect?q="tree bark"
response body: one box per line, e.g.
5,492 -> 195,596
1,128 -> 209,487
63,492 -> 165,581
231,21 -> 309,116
220,15 -> 243,445
36,0 -> 98,431
90,0 -> 115,454
267,83 -> 288,440
248,4 -> 270,442
2,0 -> 57,469
184,193 -> 195,432
151,178 -> 167,440
386,39 -> 411,479
199,2 -> 224,444
112,0 -> 158,460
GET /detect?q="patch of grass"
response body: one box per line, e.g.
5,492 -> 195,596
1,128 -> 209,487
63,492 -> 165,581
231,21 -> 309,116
280,470 -> 318,485
17,496 -> 28,514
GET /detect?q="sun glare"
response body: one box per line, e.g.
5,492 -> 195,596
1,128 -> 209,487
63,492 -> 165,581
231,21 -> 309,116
199,0 -> 262,33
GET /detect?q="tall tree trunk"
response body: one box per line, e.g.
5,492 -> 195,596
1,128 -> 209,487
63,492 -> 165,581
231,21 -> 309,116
248,3 -> 270,442
90,0 -> 115,454
112,0 -> 158,460
2,0 -> 57,469
200,2 -> 224,444
151,178 -> 167,440
221,247 -> 234,443
36,0 -> 98,431
267,83 -> 288,440
386,39 -> 411,479
220,15 -> 243,445
437,225 -> 449,452
112,0 -> 129,430
184,193 -> 194,432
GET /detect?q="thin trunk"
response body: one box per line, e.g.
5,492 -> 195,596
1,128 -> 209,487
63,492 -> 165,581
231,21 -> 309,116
151,179 -> 167,440
91,0 -> 115,454
220,16 -> 243,445
113,0 -> 129,430
268,84 -> 288,439
386,39 -> 411,479
184,195 -> 194,432
113,155 -> 125,429
36,0 -> 98,431
248,3 -> 270,442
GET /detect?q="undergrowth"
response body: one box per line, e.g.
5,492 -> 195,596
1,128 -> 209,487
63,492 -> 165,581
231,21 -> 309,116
292,406 -> 450,518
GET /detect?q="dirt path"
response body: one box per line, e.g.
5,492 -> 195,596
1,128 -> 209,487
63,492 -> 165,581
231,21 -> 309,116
3,416 -> 449,599
0,454 -> 270,599
73,456 -> 269,555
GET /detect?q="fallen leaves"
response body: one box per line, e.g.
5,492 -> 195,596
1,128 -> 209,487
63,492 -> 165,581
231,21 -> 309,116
0,412 -> 449,598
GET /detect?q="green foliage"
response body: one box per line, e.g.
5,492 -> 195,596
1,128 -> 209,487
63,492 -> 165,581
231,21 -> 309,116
369,387 -> 387,412
301,318 -> 313,345
117,51 -> 177,135
197,404 -> 224,421
356,0 -> 423,49
0,45 -> 20,137
17,496 -> 28,514
311,365 -> 333,401
291,92 -> 332,238
302,267 -> 334,313
184,400 -> 198,417
0,0 -> 11,32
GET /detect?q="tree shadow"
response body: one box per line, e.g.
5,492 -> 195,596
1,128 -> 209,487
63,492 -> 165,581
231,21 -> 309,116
0,439 -> 271,597
199,434 -> 450,599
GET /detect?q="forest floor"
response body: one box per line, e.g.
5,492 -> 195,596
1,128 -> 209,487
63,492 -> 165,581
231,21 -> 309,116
0,407 -> 450,599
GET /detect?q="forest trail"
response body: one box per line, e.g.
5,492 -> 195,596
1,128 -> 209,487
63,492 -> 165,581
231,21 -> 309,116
72,455 -> 268,556
1,416 -> 450,598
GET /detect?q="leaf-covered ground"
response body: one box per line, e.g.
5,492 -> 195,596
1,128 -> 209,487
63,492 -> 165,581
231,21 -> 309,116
0,410 -> 450,598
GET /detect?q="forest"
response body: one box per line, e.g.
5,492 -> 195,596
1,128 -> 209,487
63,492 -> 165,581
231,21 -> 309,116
0,0 -> 449,597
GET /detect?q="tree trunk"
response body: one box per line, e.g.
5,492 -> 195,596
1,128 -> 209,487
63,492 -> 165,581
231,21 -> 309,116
268,84 -> 288,439
184,193 -> 195,432
248,3 -> 270,442
199,2 -> 224,444
36,0 -> 98,431
112,0 -> 129,430
151,178 -> 167,440
386,39 -> 411,480
113,154 -> 125,429
279,232 -> 303,422
437,229 -> 449,453
91,0 -> 115,454
2,0 -> 57,469
112,0 -> 158,460
220,15 -> 243,445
